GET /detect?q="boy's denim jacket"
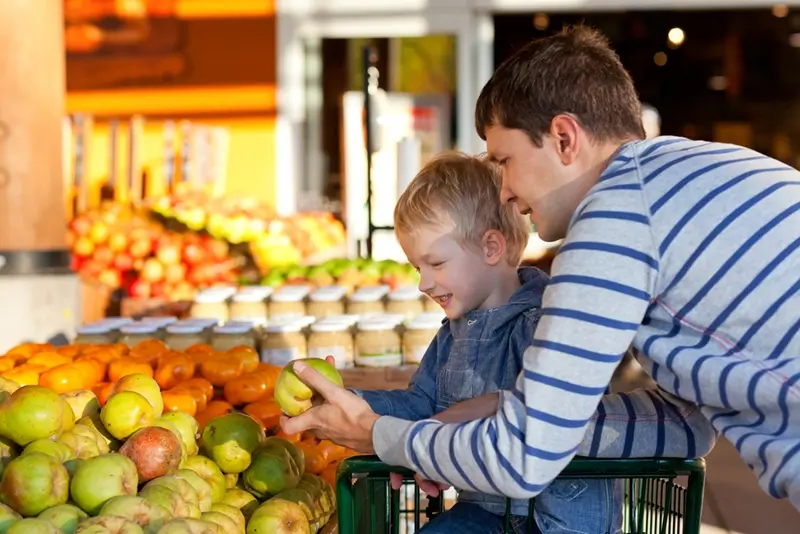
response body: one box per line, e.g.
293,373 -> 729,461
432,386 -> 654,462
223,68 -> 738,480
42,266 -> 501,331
355,268 -> 622,533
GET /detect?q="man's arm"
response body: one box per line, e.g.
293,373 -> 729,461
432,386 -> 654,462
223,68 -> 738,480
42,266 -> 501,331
352,332 -> 442,421
372,182 -> 660,499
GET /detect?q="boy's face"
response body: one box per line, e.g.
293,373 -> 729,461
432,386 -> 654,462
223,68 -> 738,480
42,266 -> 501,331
485,123 -> 592,242
398,222 -> 497,320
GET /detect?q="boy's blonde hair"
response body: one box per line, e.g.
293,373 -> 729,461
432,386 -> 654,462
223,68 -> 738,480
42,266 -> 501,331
394,151 -> 530,265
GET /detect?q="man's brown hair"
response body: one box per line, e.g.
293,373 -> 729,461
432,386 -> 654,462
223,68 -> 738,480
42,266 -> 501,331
394,151 -> 530,266
475,25 -> 645,145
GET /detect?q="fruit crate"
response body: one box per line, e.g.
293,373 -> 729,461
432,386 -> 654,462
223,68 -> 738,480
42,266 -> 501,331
335,456 -> 706,534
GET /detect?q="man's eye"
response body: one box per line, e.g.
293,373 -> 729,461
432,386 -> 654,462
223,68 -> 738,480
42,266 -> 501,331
497,158 -> 509,166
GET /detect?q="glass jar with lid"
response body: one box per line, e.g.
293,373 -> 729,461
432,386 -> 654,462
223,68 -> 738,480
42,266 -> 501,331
75,323 -> 116,345
260,320 -> 308,366
268,287 -> 309,320
118,323 -> 161,348
212,323 -> 257,352
307,286 -> 347,319
386,286 -> 425,318
229,289 -> 270,325
355,319 -> 402,368
140,316 -> 179,336
346,288 -> 386,317
165,324 -> 208,351
308,321 -> 354,369
402,314 -> 442,365
190,291 -> 229,324
423,294 -> 441,313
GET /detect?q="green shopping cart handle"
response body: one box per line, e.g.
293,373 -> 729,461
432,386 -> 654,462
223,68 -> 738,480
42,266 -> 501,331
336,455 -> 706,480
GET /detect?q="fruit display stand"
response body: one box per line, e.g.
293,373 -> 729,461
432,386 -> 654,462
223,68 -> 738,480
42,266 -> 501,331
0,341 -> 358,533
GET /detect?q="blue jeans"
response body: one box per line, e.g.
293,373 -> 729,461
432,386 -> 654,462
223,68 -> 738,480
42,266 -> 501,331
419,502 -> 539,534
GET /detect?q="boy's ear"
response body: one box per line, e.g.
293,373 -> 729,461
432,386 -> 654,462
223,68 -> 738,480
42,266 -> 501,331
482,230 -> 507,266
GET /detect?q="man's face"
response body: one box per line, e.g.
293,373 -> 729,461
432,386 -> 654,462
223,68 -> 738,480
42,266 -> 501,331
485,124 -> 583,242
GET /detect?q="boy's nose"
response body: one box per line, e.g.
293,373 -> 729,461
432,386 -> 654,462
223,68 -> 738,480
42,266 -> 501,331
418,272 -> 435,294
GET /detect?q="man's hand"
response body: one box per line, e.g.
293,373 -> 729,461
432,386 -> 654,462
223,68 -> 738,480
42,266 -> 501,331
279,360 -> 379,454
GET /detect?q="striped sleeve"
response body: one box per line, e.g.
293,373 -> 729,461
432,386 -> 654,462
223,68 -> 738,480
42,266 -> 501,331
373,170 -> 661,498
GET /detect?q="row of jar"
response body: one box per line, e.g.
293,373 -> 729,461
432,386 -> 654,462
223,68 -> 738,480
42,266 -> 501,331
75,311 -> 445,370
188,284 -> 439,326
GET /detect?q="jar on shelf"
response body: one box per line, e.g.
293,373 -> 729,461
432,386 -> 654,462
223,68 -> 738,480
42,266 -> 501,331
402,314 -> 442,365
422,294 -> 441,313
74,323 -> 116,345
140,316 -> 179,336
118,323 -> 161,348
260,321 -> 308,366
190,291 -> 229,324
307,286 -> 347,319
308,321 -> 354,369
346,289 -> 385,317
212,323 -> 257,352
229,290 -> 269,325
386,286 -> 425,318
268,288 -> 309,320
355,319 -> 402,368
165,324 -> 208,351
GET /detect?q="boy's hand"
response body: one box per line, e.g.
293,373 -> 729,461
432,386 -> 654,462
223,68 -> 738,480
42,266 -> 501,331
432,392 -> 500,423
389,472 -> 451,497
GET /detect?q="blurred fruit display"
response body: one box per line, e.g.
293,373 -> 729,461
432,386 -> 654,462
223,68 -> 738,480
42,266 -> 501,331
68,190 -> 348,301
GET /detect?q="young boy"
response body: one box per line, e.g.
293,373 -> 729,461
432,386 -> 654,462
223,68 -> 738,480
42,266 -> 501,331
353,152 -> 716,533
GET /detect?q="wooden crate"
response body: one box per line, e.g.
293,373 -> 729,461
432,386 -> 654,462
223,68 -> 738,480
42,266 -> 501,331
79,277 -> 112,324
339,366 -> 417,391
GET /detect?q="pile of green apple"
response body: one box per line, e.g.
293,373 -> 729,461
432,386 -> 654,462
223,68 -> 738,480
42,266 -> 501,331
0,376 -> 335,534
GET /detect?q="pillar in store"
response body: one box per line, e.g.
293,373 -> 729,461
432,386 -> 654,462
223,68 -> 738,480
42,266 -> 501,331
0,0 -> 80,351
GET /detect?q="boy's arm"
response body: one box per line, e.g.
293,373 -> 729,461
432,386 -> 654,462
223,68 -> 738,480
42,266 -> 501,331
351,332 -> 443,421
372,180 -> 660,499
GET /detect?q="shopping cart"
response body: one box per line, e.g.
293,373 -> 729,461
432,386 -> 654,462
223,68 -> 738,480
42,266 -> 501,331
335,456 -> 706,534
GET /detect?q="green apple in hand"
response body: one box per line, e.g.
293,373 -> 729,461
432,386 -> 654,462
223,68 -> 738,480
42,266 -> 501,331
274,359 -> 343,417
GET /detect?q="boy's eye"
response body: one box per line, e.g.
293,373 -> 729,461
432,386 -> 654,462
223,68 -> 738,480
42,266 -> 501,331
430,261 -> 445,268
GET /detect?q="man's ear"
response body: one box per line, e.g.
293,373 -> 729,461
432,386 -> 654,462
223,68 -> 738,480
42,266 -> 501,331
550,114 -> 581,166
482,229 -> 507,266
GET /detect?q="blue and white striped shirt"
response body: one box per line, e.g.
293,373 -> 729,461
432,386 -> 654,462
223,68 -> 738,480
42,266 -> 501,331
374,136 -> 800,507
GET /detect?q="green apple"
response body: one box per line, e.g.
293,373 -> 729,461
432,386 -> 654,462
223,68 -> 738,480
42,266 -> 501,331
201,413 -> 265,474
100,391 -> 156,441
274,359 -> 343,417
74,516 -> 144,533
69,453 -> 138,515
156,412 -> 199,456
60,390 -> 100,420
38,503 -> 88,534
0,452 -> 69,516
246,499 -> 310,534
0,502 -> 20,533
6,518 -> 60,534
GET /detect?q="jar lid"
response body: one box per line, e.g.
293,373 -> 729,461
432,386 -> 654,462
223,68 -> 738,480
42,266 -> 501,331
193,292 -> 227,304
271,288 -> 308,302
319,314 -> 360,326
239,285 -> 274,296
264,320 -> 304,333
181,318 -> 220,327
213,323 -> 253,335
387,286 -> 423,301
97,317 -> 133,328
119,323 -> 159,335
357,319 -> 395,331
297,315 -> 317,327
309,285 -> 347,302
310,321 -> 351,333
141,316 -> 178,326
232,291 -> 269,303
382,313 -> 407,325
166,324 -> 206,335
76,323 -> 113,335
348,290 -> 383,303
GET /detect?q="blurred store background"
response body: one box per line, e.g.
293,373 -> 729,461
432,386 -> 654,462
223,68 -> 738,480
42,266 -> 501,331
1,1 -> 799,531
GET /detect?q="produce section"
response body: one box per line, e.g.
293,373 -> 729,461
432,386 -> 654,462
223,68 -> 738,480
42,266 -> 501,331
0,341 -> 360,533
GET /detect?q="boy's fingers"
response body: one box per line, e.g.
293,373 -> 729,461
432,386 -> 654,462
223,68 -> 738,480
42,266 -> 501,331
325,355 -> 336,366
389,472 -> 404,490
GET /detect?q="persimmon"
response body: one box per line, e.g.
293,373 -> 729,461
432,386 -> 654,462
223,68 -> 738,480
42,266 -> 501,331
275,428 -> 302,444
93,381 -> 115,405
74,356 -> 107,386
4,364 -> 48,386
6,343 -> 54,361
223,373 -> 269,406
129,339 -> 169,364
171,384 -> 207,413
162,389 -> 197,416
225,346 -> 259,373
320,461 -> 339,488
318,439 -> 348,463
0,359 -> 15,374
185,344 -> 216,360
178,378 -> 214,402
56,344 -> 84,358
297,440 -> 330,475
80,346 -> 120,364
107,357 -> 153,383
194,400 -> 233,430
199,357 -> 244,387
27,351 -> 72,369
154,354 -> 196,390
39,363 -> 89,393
243,400 -> 282,430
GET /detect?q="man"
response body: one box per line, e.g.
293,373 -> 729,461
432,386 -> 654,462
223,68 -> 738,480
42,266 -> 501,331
282,26 -> 800,509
